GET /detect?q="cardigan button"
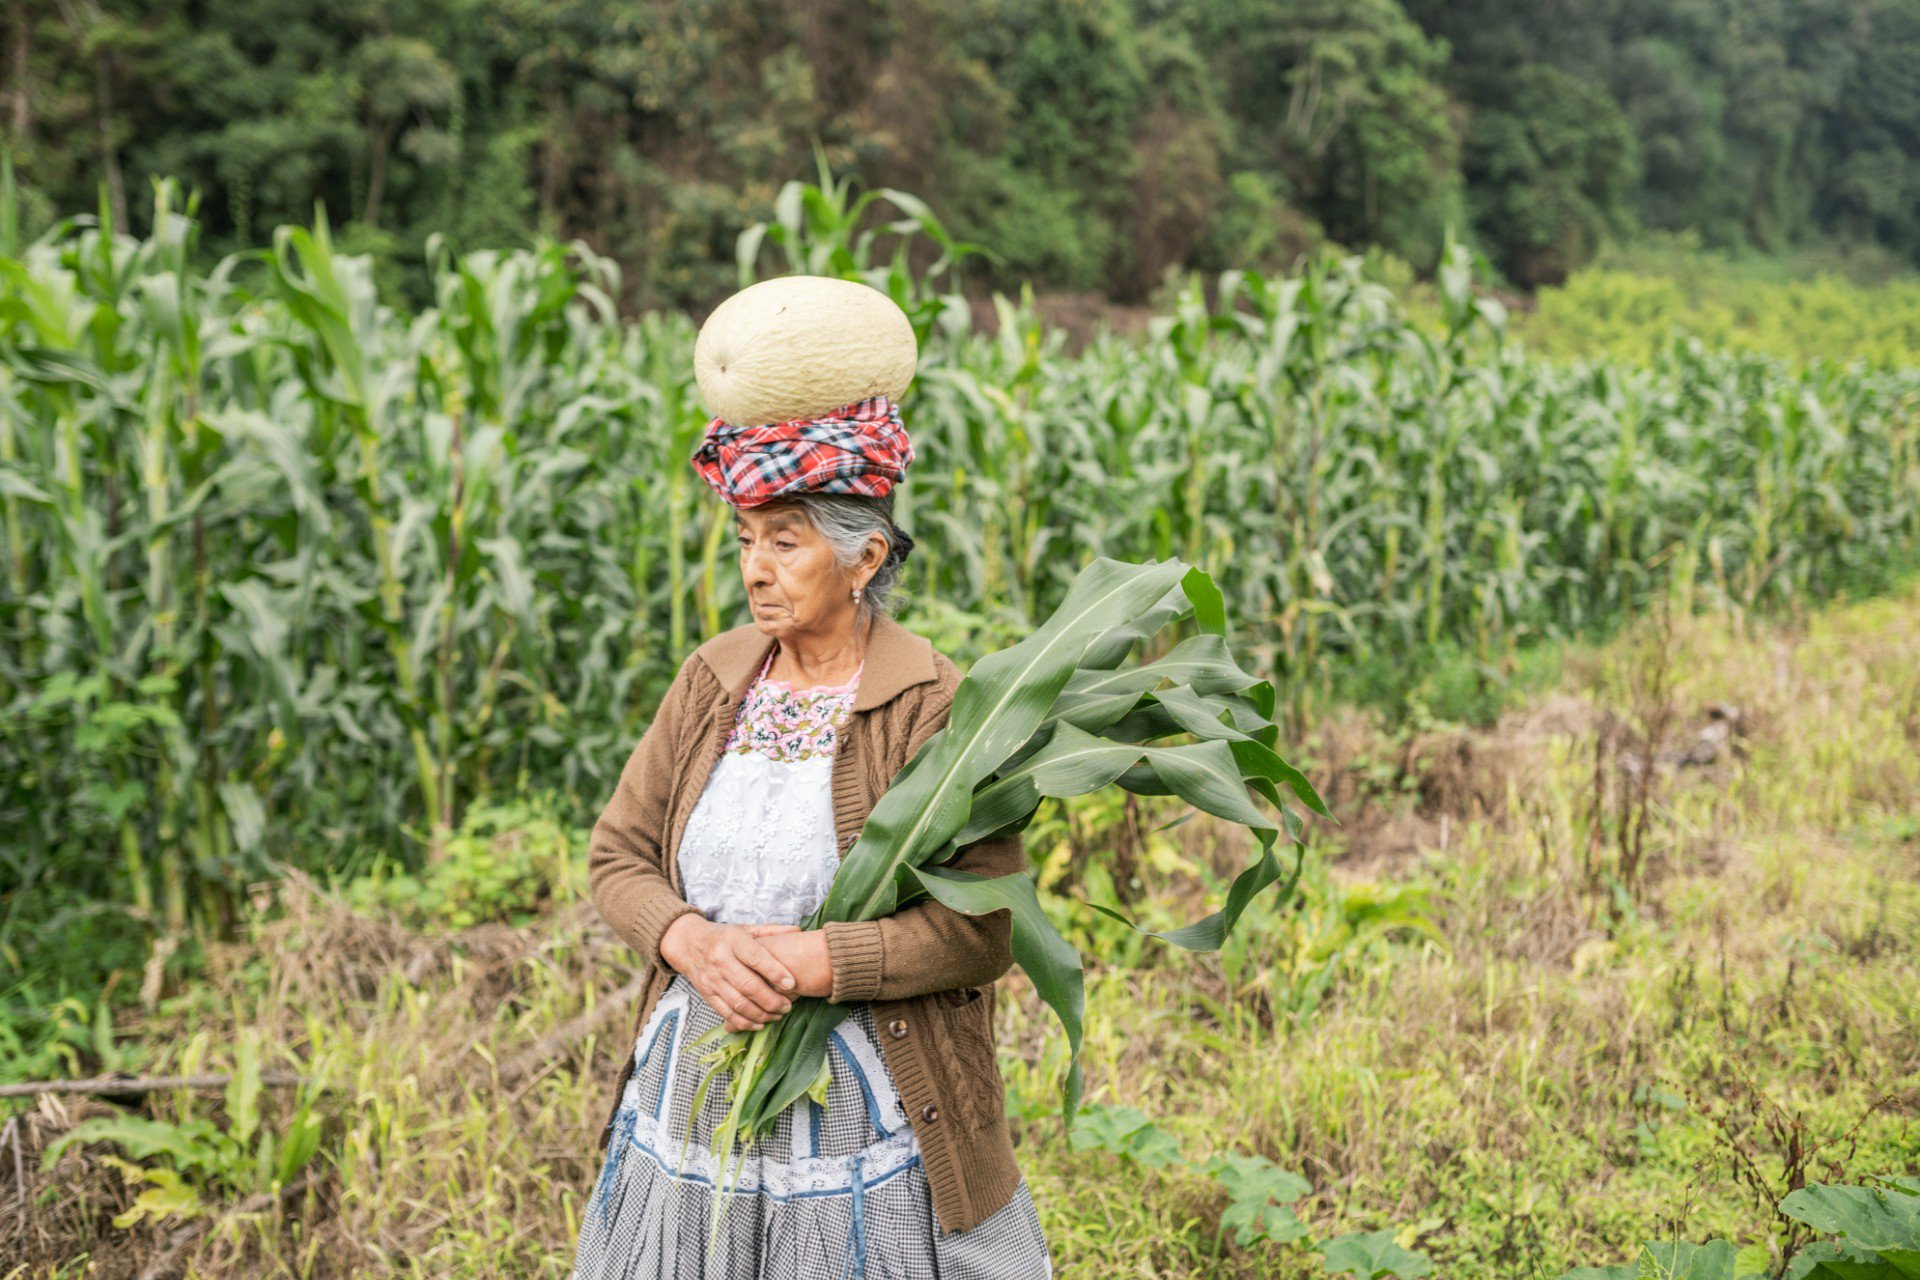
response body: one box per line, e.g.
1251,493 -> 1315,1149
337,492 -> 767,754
921,1103 -> 939,1122
887,1018 -> 908,1038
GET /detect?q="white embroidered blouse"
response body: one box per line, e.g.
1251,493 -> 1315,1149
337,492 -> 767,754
675,645 -> 864,927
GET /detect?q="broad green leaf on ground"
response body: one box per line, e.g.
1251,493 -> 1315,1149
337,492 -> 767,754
1066,1103 -> 1184,1169
1203,1152 -> 1311,1246
1637,1240 -> 1743,1280
1318,1228 -> 1436,1279
1791,1240 -> 1900,1280
1783,1183 -> 1920,1279
1567,1237 -> 1833,1280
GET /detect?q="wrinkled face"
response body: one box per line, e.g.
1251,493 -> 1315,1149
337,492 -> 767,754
735,502 -> 866,641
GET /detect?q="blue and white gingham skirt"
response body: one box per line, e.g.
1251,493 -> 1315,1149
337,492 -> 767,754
571,973 -> 1052,1279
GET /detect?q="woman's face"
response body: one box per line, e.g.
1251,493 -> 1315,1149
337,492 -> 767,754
735,502 -> 880,641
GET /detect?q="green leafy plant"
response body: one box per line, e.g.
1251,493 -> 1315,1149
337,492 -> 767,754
735,143 -> 992,350
1562,1239 -> 1761,1280
1058,1098 -> 1420,1270
38,1034 -> 325,1226
341,794 -> 584,929
1319,1228 -> 1439,1279
1205,1152 -> 1312,1250
9,176 -> 1920,1037
1211,848 -> 1444,1024
1780,1178 -> 1920,1279
1068,1103 -> 1186,1170
1559,1176 -> 1920,1280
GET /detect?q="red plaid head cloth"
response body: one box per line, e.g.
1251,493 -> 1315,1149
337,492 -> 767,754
689,395 -> 915,509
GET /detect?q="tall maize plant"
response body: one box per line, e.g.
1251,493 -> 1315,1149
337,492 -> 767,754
2,177 -> 1917,987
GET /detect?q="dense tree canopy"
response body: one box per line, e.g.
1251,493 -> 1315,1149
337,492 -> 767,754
5,0 -> 1917,301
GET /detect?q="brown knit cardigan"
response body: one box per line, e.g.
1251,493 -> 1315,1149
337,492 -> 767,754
587,612 -> 1029,1236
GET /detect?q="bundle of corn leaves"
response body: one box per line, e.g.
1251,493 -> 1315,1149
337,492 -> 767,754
684,556 -> 1329,1247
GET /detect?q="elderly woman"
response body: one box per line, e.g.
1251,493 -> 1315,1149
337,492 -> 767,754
569,389 -> 1053,1279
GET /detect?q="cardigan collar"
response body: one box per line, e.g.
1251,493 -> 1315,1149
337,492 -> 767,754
693,611 -> 939,712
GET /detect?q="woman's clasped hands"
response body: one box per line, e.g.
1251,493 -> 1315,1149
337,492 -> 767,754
659,914 -> 834,1033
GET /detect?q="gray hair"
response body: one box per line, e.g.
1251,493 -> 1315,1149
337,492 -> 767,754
777,492 -> 913,621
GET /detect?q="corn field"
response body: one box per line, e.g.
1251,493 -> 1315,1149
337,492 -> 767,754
3,180 -> 1918,963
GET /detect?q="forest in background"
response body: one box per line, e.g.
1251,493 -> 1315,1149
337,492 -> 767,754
6,0 -> 1920,311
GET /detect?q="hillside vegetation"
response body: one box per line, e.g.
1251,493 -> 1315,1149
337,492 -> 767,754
8,0 -> 1920,307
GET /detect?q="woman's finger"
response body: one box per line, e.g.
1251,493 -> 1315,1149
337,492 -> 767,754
743,924 -> 802,937
738,938 -> 798,996
712,988 -> 762,1031
720,969 -> 785,1022
726,963 -> 790,1019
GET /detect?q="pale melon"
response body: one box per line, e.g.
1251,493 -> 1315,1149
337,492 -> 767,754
693,275 -> 918,426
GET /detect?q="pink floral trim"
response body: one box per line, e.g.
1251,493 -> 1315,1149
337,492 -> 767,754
721,647 -> 862,763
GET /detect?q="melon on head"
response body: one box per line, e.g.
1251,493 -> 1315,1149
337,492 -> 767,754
694,275 -> 918,427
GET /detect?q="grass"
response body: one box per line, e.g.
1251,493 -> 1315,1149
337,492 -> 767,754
8,583 -> 1920,1277
1510,235 -> 1920,368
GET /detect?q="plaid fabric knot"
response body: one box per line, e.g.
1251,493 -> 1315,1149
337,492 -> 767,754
689,395 -> 914,509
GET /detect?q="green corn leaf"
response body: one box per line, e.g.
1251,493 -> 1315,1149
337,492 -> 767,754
738,560 -> 1189,1126
911,863 -> 1088,1119
1047,633 -> 1265,733
814,557 -> 1189,927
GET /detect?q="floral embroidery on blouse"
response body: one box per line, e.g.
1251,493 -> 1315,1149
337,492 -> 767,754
721,647 -> 862,763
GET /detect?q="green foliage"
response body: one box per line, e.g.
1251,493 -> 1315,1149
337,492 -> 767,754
5,181 -> 1919,1033
1190,0 -> 1463,270
950,0 -> 1145,292
0,991 -> 133,1088
1204,169 -> 1326,276
688,558 -> 1325,1206
1062,1101 -> 1426,1268
341,794 -> 585,930
1212,850 -> 1443,1023
1320,1228 -> 1438,1279
735,147 -> 989,350
1403,0 -> 1920,272
11,0 -> 1920,304
1520,251 -> 1920,367
1566,1240 -> 1759,1280
1333,634 -> 1568,727
1560,1177 -> 1920,1280
1203,1152 -> 1312,1247
1068,1102 -> 1186,1170
1781,1178 -> 1920,1278
1464,64 -> 1640,287
38,1033 -> 326,1227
